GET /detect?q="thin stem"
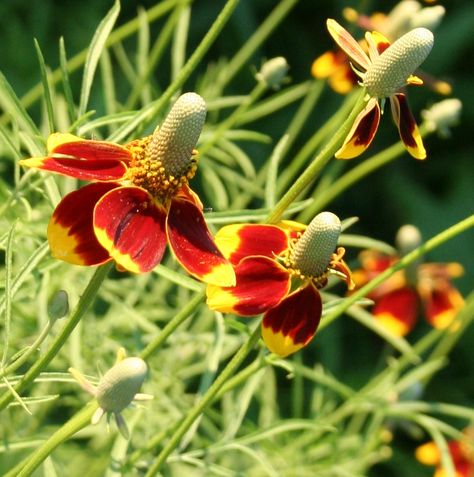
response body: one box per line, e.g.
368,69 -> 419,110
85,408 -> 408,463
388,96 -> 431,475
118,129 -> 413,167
7,0 -> 181,116
276,89 -> 357,195
219,0 -> 299,88
6,402 -> 99,477
199,81 -> 267,157
319,214 -> 474,332
140,291 -> 205,361
108,0 -> 241,143
300,124 -> 431,221
0,263 -> 112,412
144,324 -> 261,475
266,88 -> 367,224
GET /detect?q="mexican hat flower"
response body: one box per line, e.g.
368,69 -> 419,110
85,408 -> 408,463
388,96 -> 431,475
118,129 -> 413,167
206,212 -> 354,357
312,3 -> 449,96
415,428 -> 474,477
351,225 -> 464,337
326,18 -> 434,159
20,93 -> 235,286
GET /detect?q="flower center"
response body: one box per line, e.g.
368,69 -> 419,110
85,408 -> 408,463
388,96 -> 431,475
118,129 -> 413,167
287,212 -> 342,288
364,27 -> 434,98
125,92 -> 206,202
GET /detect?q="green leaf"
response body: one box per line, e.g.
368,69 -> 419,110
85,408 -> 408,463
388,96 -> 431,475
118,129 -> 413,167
0,71 -> 42,150
78,0 -> 121,118
33,39 -> 56,134
59,37 -> 76,125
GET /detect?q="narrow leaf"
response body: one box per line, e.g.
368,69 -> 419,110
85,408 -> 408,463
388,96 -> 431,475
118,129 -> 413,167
78,0 -> 120,117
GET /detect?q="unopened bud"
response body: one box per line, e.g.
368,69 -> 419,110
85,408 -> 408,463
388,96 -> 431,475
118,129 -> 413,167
256,57 -> 289,90
421,98 -> 462,137
47,290 -> 69,320
292,212 -> 341,278
364,28 -> 434,98
396,224 -> 422,256
147,92 -> 206,178
385,1 -> 421,38
96,357 -> 148,413
410,6 -> 445,31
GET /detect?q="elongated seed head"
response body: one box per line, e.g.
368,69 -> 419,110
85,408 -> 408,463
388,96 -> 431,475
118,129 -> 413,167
291,212 -> 341,278
147,92 -> 206,178
96,357 -> 148,413
364,28 -> 434,98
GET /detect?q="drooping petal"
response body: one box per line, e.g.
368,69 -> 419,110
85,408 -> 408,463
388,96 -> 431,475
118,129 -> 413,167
326,19 -> 371,72
213,224 -> 291,266
48,133 -> 132,162
372,287 -> 419,336
422,285 -> 464,330
19,156 -> 128,181
167,198 -> 235,286
415,441 -> 442,466
47,183 -> 117,266
390,93 -> 426,160
365,31 -> 391,61
93,187 -> 167,273
335,97 -> 381,159
206,256 -> 290,316
261,283 -> 322,357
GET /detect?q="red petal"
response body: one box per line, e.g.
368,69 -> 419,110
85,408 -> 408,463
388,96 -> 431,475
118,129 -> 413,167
20,156 -> 128,181
390,93 -> 426,160
167,198 -> 236,286
336,97 -> 381,159
262,284 -> 322,357
423,286 -> 464,330
48,183 -> 117,266
214,223 -> 290,266
93,187 -> 167,273
326,19 -> 371,71
373,287 -> 419,336
50,134 -> 132,162
206,256 -> 290,316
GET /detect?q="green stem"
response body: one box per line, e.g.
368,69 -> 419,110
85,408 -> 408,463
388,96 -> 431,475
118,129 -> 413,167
199,81 -> 267,157
0,263 -> 112,412
144,324 -> 261,475
6,0 -> 181,117
140,291 -> 205,361
219,0 -> 299,88
276,89 -> 357,195
319,214 -> 474,332
266,88 -> 367,224
108,0 -> 241,143
300,124 -> 431,221
6,402 -> 99,477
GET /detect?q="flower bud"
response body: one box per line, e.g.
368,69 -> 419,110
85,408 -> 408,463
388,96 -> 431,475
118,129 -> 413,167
364,28 -> 434,98
256,57 -> 289,90
385,1 -> 422,39
96,357 -> 148,413
410,6 -> 445,31
47,290 -> 69,320
147,92 -> 206,178
421,98 -> 462,138
396,224 -> 422,257
291,212 -> 341,278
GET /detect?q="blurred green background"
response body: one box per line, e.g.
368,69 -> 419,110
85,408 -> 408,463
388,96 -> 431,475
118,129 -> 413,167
0,1 -> 472,475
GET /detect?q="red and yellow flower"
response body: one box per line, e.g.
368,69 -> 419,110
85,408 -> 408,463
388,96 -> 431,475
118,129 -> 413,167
312,3 -> 450,96
20,93 -> 235,286
206,212 -> 354,357
416,429 -> 474,477
326,19 -> 434,160
352,225 -> 464,337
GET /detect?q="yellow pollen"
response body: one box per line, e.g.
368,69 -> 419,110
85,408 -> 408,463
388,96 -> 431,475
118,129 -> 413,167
124,135 -> 198,201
